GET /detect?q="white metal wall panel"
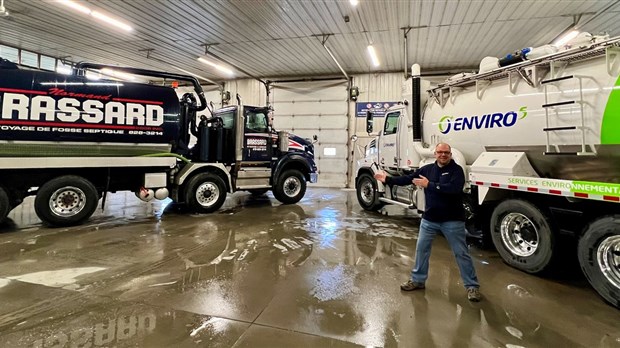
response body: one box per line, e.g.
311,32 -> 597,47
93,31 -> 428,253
225,79 -> 267,107
271,81 -> 348,187
352,72 -> 403,136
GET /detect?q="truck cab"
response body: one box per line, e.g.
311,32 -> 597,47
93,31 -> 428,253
178,103 -> 318,214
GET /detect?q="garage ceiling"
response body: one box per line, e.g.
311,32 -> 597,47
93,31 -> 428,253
1,0 -> 620,83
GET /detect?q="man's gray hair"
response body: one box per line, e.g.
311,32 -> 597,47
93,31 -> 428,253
435,143 -> 451,151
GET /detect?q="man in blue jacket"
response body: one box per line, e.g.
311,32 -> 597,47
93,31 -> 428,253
374,143 -> 481,302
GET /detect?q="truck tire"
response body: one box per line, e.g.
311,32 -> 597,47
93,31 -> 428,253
185,172 -> 227,214
273,169 -> 306,204
578,216 -> 620,308
34,176 -> 99,227
0,187 -> 9,224
356,173 -> 384,211
490,199 -> 555,274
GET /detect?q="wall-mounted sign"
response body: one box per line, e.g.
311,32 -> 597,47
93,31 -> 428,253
355,102 -> 400,117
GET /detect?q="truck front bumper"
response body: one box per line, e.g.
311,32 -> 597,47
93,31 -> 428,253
309,173 -> 319,183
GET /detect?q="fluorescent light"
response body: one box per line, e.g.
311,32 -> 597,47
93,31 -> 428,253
57,0 -> 132,32
197,57 -> 234,76
367,45 -> 380,67
91,11 -> 132,32
172,66 -> 213,82
100,68 -> 136,81
554,30 -> 580,47
58,0 -> 91,15
350,0 -> 359,6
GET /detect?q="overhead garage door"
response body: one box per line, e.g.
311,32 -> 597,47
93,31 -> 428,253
270,80 -> 348,187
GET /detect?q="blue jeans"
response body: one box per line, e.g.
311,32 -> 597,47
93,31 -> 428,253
411,219 -> 479,289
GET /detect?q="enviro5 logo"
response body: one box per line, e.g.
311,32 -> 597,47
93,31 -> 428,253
438,106 -> 528,134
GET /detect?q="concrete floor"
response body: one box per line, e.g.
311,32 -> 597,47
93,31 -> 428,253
0,188 -> 618,348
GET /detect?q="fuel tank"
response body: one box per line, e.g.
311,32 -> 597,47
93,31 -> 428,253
0,68 -> 181,157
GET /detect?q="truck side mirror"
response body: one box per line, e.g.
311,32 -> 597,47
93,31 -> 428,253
366,110 -> 373,134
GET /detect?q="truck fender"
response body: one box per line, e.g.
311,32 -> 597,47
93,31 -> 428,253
274,154 -> 312,181
355,167 -> 385,193
175,163 -> 233,193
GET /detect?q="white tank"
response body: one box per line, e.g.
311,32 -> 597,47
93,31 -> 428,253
418,38 -> 620,183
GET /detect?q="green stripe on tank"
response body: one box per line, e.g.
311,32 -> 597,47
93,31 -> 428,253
0,144 -> 171,157
601,74 -> 620,144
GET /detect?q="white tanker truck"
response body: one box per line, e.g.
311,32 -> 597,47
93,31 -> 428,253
355,33 -> 620,308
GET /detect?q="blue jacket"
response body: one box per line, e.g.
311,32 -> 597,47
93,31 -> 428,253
386,160 -> 465,222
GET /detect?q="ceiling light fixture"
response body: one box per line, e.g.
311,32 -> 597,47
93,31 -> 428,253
91,11 -> 133,31
172,66 -> 213,83
367,45 -> 380,67
198,57 -> 234,76
58,0 -> 90,14
553,30 -> 580,47
57,0 -> 133,32
350,0 -> 359,6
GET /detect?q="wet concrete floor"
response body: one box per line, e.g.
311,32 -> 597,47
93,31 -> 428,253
0,188 -> 618,347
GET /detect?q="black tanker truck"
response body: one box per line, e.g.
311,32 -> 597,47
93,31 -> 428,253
0,58 -> 318,226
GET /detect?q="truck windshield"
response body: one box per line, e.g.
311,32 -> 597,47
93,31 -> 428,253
384,111 -> 400,135
246,111 -> 269,132
218,111 -> 235,129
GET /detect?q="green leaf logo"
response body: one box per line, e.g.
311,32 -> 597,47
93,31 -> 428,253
519,106 -> 527,119
438,115 -> 453,133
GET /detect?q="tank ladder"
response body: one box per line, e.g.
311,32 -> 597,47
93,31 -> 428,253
541,62 -> 596,156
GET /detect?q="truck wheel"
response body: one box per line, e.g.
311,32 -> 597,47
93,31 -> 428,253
0,187 -> 9,224
578,216 -> 620,308
185,172 -> 227,214
273,169 -> 306,204
34,176 -> 99,227
490,199 -> 555,274
356,173 -> 384,211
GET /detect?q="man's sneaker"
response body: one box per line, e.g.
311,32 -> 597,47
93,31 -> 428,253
400,280 -> 425,291
467,287 -> 481,302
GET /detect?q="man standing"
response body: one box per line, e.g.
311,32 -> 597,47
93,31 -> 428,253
374,143 -> 481,302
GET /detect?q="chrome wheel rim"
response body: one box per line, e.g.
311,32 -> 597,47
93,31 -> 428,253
500,213 -> 539,257
596,235 -> 620,290
360,178 -> 374,204
49,186 -> 86,217
195,182 -> 219,207
283,176 -> 301,197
